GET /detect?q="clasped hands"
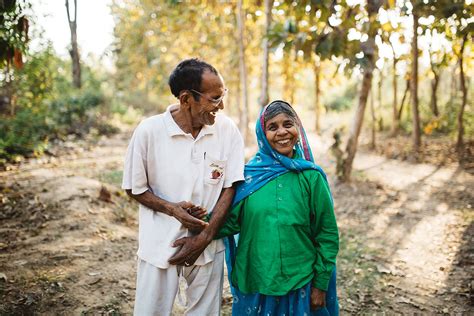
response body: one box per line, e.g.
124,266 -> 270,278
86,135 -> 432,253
168,201 -> 211,267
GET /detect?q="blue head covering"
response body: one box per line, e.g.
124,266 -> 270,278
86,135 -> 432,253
233,100 -> 328,206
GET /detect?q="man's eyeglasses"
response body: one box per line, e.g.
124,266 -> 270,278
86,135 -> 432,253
190,88 -> 228,106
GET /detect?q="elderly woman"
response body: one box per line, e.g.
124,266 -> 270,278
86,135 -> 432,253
217,100 -> 339,316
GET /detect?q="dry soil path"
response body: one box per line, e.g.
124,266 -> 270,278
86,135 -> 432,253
0,131 -> 472,314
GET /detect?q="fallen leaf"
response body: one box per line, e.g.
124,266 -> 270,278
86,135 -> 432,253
99,186 -> 112,203
88,272 -> 101,276
14,260 -> 28,266
376,264 -> 391,274
88,277 -> 102,285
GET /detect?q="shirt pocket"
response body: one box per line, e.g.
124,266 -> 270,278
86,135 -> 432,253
204,154 -> 227,185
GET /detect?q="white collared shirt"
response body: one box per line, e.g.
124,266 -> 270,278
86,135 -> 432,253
122,105 -> 245,268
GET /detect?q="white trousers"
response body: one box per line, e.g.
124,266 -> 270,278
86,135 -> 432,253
133,251 -> 224,316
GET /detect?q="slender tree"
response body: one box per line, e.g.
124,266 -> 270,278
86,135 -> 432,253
313,59 -> 321,133
339,0 -> 383,181
65,0 -> 81,88
410,8 -> 421,151
456,33 -> 468,152
370,83 -> 376,149
389,41 -> 399,134
236,0 -> 250,142
260,0 -> 272,107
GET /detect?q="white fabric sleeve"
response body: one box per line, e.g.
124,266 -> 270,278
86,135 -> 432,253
223,124 -> 245,188
121,123 -> 149,195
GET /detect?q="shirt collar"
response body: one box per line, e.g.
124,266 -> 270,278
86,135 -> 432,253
164,104 -> 216,138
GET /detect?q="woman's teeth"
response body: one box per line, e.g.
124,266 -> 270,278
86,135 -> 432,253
277,139 -> 290,145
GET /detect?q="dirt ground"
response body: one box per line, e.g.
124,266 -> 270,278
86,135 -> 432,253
0,128 -> 472,315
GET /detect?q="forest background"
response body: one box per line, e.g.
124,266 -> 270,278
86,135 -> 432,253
0,0 -> 473,314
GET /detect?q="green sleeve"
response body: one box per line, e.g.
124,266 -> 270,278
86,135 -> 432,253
310,173 -> 339,291
214,199 -> 244,239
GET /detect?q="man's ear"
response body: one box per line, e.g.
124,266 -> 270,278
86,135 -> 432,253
179,91 -> 193,108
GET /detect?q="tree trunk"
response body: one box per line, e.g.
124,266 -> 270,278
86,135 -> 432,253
378,68 -> 382,110
313,61 -> 321,133
430,72 -> 440,117
237,0 -> 250,142
339,59 -> 375,181
411,11 -> 421,151
66,0 -> 81,89
370,84 -> 376,149
338,0 -> 381,182
456,34 -> 467,153
391,58 -> 399,135
235,74 -> 243,132
398,77 -> 410,120
259,0 -> 272,107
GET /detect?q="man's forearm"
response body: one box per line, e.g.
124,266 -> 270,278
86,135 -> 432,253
126,189 -> 173,216
199,186 -> 236,242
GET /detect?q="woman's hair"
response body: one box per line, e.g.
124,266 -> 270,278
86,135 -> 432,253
264,100 -> 298,126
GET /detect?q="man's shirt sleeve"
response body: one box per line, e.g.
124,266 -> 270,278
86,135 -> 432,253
122,123 -> 149,195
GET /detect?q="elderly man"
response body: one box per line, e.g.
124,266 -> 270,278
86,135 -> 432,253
122,58 -> 245,315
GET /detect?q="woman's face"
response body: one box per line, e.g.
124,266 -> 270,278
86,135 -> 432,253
264,113 -> 299,158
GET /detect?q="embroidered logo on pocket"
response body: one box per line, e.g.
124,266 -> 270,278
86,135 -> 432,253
210,163 -> 224,180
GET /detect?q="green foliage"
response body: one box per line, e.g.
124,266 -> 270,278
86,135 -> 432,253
0,107 -> 50,159
49,89 -> 104,136
0,44 -> 118,162
325,83 -> 358,112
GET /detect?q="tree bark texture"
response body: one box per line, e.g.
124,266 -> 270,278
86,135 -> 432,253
236,0 -> 250,142
398,77 -> 410,120
430,72 -> 440,117
66,0 -> 81,89
370,85 -> 376,149
456,34 -> 468,152
391,58 -> 399,135
411,12 -> 421,151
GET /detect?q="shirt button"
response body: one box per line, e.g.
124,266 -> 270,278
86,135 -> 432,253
278,197 -> 282,201
278,184 -> 283,188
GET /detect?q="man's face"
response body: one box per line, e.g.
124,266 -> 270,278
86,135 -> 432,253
189,71 -> 226,127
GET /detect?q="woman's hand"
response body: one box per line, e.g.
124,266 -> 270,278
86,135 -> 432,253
310,287 -> 326,310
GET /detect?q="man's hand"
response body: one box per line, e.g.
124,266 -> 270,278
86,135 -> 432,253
168,186 -> 236,267
168,233 -> 211,266
310,287 -> 326,310
125,191 -> 208,231
186,205 -> 208,221
170,201 -> 209,232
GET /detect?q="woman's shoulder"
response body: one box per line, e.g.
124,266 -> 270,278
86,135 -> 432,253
300,168 -> 326,179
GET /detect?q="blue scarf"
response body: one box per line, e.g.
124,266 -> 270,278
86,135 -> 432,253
233,102 -> 328,206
